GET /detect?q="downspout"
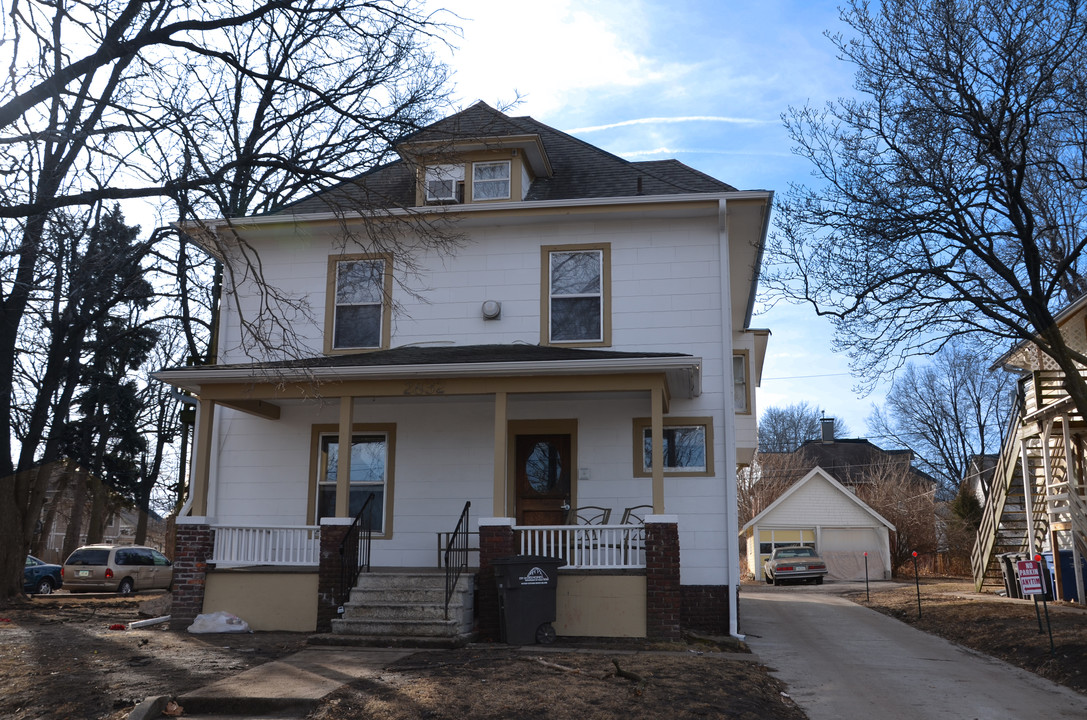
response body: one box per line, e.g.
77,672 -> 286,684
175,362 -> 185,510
718,197 -> 743,639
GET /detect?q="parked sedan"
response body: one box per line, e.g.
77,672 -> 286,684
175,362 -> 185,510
24,555 -> 63,595
764,546 -> 828,586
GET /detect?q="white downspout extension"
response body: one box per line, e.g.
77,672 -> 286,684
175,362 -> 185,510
718,198 -> 743,639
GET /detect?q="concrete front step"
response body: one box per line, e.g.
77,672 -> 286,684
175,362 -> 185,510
331,569 -> 476,643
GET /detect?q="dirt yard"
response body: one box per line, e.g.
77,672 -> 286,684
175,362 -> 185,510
0,580 -> 1083,720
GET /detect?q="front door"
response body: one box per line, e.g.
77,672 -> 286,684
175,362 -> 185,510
515,434 -> 571,525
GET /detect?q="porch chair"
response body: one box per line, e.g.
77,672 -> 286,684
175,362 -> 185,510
620,504 -> 652,524
567,505 -> 612,525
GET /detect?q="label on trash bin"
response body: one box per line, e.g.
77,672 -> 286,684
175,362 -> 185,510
1017,560 -> 1044,596
520,567 -> 550,585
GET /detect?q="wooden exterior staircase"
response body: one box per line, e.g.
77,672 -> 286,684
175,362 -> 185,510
972,371 -> 1087,602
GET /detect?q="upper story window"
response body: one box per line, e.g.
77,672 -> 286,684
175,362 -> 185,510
472,161 -> 511,200
325,254 -> 392,352
733,353 -> 750,413
542,244 -> 611,346
425,164 -> 464,203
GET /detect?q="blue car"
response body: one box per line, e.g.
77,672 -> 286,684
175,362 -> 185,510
24,555 -> 63,595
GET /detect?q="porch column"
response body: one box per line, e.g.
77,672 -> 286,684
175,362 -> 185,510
493,392 -> 508,517
478,518 -> 518,642
1063,417 -> 1086,605
651,382 -> 665,513
336,396 -> 354,517
645,515 -> 681,640
190,399 -> 215,516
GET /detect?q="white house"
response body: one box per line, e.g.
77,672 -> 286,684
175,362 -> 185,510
742,467 -> 895,582
156,102 -> 773,640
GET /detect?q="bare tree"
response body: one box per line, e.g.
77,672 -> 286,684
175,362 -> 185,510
766,1 -> 1087,417
868,340 -> 1015,498
758,402 -> 849,453
738,452 -> 812,527
854,458 -> 939,575
0,0 -> 455,599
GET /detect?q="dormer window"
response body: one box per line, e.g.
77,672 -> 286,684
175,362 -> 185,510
425,164 -> 464,203
472,161 -> 511,200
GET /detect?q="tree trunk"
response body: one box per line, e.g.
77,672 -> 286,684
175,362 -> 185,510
62,470 -> 90,560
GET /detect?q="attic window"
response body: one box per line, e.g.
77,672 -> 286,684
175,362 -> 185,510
425,164 -> 464,203
472,161 -> 510,200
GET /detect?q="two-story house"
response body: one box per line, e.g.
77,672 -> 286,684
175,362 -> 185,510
156,102 -> 773,642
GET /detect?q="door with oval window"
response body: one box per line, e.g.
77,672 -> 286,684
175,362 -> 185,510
515,434 -> 571,525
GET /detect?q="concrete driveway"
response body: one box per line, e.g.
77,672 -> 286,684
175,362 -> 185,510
740,582 -> 1087,720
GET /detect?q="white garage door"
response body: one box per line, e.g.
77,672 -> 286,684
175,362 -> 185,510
820,528 -> 886,581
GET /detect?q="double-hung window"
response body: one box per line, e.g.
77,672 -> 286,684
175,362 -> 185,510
543,244 -> 610,345
326,254 -> 391,352
315,429 -> 393,533
633,417 -> 714,477
733,352 -> 750,413
472,161 -> 510,200
425,164 -> 464,203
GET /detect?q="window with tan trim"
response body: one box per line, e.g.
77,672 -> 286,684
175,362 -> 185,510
472,160 -> 510,200
541,243 -> 611,346
309,423 -> 396,537
733,351 -> 751,414
632,416 -> 714,477
324,254 -> 392,353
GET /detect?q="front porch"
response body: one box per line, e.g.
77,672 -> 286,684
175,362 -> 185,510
172,515 -> 676,640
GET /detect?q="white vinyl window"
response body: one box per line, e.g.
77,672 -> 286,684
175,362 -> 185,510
642,425 -> 708,473
733,354 -> 749,413
317,433 -> 388,530
333,258 -> 385,349
549,249 -> 603,342
472,161 -> 510,200
425,164 -> 464,202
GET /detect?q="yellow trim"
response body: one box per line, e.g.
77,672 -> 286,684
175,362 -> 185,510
323,253 -> 393,354
191,399 -> 215,516
733,350 -> 752,415
540,243 -> 612,347
632,415 -> 715,478
309,422 -> 397,539
507,419 -> 578,519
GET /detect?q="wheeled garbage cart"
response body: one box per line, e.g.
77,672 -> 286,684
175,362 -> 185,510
492,555 -> 566,645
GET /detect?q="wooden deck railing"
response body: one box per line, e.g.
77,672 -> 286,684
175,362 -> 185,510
516,524 -> 646,569
210,525 -> 320,566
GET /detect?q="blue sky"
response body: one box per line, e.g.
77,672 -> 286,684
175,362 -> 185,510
431,0 -> 884,435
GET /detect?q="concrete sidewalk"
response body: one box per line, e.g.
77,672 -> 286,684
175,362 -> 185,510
128,648 -> 414,720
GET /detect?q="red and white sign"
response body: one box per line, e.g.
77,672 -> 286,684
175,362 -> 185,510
1017,560 -> 1045,596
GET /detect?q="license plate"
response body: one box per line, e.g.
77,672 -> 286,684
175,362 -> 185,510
794,566 -> 807,571
78,570 -> 90,577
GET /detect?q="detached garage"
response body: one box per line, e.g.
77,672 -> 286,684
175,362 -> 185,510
742,466 -> 895,582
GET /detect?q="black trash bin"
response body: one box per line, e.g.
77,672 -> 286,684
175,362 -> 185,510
492,555 -> 566,645
997,552 -> 1027,599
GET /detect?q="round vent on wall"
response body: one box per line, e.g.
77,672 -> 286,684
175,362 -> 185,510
482,300 -> 502,320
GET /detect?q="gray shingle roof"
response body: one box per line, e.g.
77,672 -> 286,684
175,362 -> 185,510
274,102 -> 737,215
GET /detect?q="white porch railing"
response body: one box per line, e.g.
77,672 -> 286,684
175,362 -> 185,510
210,525 -> 320,566
515,524 -> 646,569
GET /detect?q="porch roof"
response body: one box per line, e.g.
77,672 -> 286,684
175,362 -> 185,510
155,343 -> 702,399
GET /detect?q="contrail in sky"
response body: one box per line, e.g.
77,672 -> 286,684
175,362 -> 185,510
569,116 -> 770,133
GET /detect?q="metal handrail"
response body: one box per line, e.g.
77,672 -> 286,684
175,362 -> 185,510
444,501 -> 471,620
338,493 -> 375,609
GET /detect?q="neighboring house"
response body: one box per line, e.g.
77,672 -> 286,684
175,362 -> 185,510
741,466 -> 895,582
973,296 -> 1087,604
17,459 -> 168,563
759,418 -> 929,489
155,102 -> 773,639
